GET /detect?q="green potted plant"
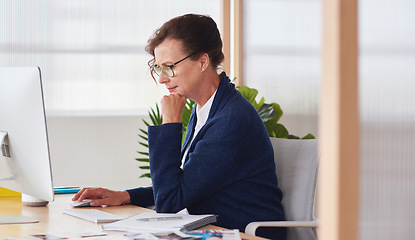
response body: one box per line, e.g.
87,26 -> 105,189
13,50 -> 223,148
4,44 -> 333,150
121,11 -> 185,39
136,85 -> 314,178
236,86 -> 314,139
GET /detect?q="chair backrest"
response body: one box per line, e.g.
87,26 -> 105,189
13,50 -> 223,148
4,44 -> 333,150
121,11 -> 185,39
271,137 -> 318,240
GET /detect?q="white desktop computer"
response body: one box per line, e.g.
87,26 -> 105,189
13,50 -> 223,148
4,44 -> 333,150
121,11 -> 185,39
0,67 -> 54,216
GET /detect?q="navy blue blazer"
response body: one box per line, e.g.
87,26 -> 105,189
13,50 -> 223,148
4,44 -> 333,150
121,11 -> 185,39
127,73 -> 286,239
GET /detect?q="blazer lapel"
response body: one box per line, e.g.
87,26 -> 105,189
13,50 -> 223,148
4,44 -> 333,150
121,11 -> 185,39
181,106 -> 197,160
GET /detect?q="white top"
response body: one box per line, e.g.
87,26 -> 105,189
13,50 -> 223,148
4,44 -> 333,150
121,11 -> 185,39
181,90 -> 217,169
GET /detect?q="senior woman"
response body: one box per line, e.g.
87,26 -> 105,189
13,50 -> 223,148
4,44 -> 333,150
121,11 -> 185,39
73,14 -> 286,239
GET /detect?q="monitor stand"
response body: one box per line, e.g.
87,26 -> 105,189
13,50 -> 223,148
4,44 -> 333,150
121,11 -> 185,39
22,194 -> 49,207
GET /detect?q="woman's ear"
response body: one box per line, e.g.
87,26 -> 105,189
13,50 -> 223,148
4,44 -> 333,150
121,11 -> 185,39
200,53 -> 210,72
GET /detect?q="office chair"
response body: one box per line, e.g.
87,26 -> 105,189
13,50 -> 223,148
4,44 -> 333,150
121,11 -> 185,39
245,137 -> 319,240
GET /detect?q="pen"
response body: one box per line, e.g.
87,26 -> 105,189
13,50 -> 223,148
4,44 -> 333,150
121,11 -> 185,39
137,216 -> 183,221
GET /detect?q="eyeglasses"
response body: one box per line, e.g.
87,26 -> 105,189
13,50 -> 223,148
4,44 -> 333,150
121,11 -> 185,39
153,52 -> 195,78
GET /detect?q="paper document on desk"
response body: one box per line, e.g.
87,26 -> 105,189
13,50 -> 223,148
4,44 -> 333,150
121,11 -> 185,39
102,212 -> 217,233
124,229 -> 241,240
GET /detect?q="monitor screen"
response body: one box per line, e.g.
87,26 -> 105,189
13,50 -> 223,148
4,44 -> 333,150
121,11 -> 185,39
0,67 -> 54,204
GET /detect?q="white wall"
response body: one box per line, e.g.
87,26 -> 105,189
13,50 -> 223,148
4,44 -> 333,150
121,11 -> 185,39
46,115 -> 152,191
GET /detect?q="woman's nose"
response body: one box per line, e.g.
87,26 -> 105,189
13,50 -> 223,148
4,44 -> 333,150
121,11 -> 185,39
158,73 -> 169,84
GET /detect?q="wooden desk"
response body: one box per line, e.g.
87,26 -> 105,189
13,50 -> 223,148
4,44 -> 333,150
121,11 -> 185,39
1,194 -> 266,239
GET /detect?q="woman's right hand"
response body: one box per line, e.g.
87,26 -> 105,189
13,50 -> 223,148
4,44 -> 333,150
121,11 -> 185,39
72,187 -> 131,207
160,93 -> 187,124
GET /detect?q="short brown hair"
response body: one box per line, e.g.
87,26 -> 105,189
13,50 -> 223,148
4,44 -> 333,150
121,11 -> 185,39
146,14 -> 224,79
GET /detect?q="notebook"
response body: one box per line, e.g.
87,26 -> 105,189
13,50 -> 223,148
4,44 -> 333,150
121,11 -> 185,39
102,212 -> 217,233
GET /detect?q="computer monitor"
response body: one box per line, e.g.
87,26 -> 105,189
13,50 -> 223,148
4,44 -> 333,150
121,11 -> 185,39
0,67 -> 54,208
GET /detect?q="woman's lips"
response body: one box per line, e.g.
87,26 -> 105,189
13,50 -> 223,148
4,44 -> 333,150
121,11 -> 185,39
167,87 -> 177,93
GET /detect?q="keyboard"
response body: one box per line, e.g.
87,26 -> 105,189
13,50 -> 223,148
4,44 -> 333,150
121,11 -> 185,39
62,209 -> 122,223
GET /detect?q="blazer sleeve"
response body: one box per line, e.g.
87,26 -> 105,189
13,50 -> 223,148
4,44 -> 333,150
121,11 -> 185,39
126,186 -> 154,207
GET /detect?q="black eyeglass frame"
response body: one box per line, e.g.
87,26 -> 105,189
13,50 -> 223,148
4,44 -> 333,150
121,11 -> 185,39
153,52 -> 196,78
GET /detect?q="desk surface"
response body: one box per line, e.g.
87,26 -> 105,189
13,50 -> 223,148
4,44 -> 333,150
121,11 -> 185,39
1,194 -> 266,240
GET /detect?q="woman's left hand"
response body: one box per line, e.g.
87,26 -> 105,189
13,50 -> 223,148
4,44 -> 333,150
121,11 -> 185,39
160,93 -> 187,124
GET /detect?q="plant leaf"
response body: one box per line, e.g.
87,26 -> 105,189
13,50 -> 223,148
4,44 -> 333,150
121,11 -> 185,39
135,158 -> 149,162
155,104 -> 163,124
302,133 -> 315,139
238,86 -> 259,106
258,103 -> 276,122
149,109 -> 158,126
139,166 -> 150,170
137,151 -> 149,156
257,97 -> 265,109
271,103 -> 283,123
140,173 -> 151,178
142,119 -> 150,127
139,142 -> 148,148
139,135 -> 148,142
273,123 -> 289,139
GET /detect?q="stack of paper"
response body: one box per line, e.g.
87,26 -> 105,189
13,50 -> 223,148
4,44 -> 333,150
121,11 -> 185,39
102,212 -> 217,233
124,229 -> 242,240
